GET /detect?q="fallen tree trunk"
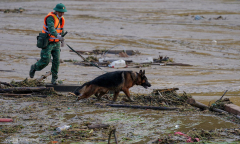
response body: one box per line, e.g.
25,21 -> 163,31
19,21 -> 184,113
88,124 -> 110,129
96,103 -> 179,110
36,71 -> 52,82
187,98 -> 228,113
0,87 -> 53,93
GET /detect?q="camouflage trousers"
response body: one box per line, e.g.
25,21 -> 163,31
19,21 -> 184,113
34,42 -> 60,81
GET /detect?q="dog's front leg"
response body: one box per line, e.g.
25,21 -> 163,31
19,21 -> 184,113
112,91 -> 120,102
122,88 -> 134,102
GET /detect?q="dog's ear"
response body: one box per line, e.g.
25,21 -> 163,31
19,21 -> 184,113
139,70 -> 142,74
142,70 -> 145,75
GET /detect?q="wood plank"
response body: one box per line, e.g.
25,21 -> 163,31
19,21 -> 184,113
224,104 -> 240,115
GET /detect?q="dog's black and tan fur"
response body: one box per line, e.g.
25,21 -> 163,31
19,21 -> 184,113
74,70 -> 151,102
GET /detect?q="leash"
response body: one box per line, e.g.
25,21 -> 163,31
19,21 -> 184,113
66,44 -> 108,73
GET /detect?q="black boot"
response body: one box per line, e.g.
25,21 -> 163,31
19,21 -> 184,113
51,78 -> 58,85
29,65 -> 36,78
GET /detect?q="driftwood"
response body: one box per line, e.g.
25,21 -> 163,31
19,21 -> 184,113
0,93 -> 48,98
217,90 -> 228,102
151,63 -> 192,66
119,52 -> 128,57
187,98 -> 228,113
152,88 -> 179,94
0,87 -> 53,93
0,93 -> 31,98
36,71 -> 52,82
105,50 -> 136,55
0,70 -> 15,72
0,81 -> 13,87
96,103 -> 179,110
88,124 -> 110,129
187,98 -> 208,110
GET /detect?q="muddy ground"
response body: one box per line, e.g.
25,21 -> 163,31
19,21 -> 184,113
0,0 -> 240,143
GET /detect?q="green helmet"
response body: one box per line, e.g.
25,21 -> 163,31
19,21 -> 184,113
53,3 -> 67,12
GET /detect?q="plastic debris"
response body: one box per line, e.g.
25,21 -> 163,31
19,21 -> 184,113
194,15 -> 202,20
108,59 -> 127,68
56,125 -> 71,132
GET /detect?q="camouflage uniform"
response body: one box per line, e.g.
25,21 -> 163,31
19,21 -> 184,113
31,16 -> 64,84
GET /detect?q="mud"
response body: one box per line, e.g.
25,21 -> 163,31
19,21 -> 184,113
0,0 -> 240,143
1,94 -> 240,144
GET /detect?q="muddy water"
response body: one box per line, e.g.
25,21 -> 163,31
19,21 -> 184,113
0,0 -> 239,95
0,0 -> 240,143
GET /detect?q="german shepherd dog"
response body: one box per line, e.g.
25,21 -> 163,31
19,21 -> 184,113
74,70 -> 151,102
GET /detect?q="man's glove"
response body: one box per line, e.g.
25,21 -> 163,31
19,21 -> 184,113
61,40 -> 65,47
57,34 -> 64,41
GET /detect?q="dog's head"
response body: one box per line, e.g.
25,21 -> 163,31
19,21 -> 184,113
136,70 -> 151,89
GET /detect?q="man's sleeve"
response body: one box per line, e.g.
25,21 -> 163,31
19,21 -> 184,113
46,16 -> 58,37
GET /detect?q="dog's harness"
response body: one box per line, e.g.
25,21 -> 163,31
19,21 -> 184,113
130,72 -> 138,85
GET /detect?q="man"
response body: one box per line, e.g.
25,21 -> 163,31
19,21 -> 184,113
29,3 -> 67,85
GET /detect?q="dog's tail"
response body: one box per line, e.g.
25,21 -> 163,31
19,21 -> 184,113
73,82 -> 89,96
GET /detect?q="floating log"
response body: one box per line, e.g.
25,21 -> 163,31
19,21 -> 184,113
36,71 -> 52,82
0,118 -> 13,122
0,87 -> 53,93
88,124 -> 110,129
96,103 -> 179,110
